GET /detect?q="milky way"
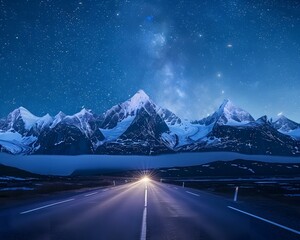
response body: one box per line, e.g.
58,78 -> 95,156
0,0 -> 300,121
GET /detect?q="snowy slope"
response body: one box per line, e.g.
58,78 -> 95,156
271,115 -> 300,139
3,107 -> 53,134
7,107 -> 40,130
162,120 -> 214,147
100,116 -> 135,141
36,114 -> 53,130
200,99 -> 255,126
163,100 -> 255,148
62,109 -> 96,137
50,111 -> 66,129
99,90 -> 161,141
271,115 -> 299,132
157,108 -> 182,125
0,131 -> 37,154
288,128 -> 300,140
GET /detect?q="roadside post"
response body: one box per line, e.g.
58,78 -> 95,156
234,186 -> 239,202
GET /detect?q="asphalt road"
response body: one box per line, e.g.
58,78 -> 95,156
0,180 -> 299,240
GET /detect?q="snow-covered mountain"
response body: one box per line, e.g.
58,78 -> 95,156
99,90 -> 158,140
271,115 -> 300,140
183,114 -> 299,156
51,109 -> 97,137
0,90 -> 299,156
168,99 -> 256,149
0,107 -> 51,154
198,99 -> 255,126
36,109 -> 104,155
97,90 -> 172,154
2,107 -> 53,135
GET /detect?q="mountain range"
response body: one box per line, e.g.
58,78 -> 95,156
0,90 -> 299,156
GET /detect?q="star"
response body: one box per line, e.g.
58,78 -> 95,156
0,0 -> 299,123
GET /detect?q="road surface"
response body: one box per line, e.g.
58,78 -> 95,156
0,180 -> 299,240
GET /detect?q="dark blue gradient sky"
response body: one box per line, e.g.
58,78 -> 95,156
0,0 -> 300,121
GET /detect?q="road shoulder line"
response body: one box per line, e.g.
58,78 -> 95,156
20,198 -> 75,215
227,206 -> 300,235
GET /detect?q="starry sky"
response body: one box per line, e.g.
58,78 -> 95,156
0,0 -> 300,121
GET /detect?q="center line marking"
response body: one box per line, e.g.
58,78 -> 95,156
140,184 -> 148,240
84,192 -> 98,197
20,198 -> 75,215
186,191 -> 200,197
227,206 -> 300,235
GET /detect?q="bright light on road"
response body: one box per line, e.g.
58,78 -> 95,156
142,176 -> 150,183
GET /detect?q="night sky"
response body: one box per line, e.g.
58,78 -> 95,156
0,0 -> 300,121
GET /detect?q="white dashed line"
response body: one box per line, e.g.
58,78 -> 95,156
186,191 -> 200,197
84,192 -> 98,197
140,185 -> 148,240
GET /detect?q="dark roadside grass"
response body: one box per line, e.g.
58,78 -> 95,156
164,178 -> 300,206
0,162 -> 137,209
0,176 -> 130,210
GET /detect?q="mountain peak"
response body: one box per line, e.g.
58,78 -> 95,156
10,106 -> 39,121
219,99 -> 237,112
75,108 -> 93,117
43,113 -> 51,118
119,89 -> 153,115
55,111 -> 66,118
18,106 -> 29,112
277,114 -> 289,121
213,99 -> 254,125
129,90 -> 150,106
13,106 -> 37,118
100,90 -> 156,129
256,115 -> 268,124
6,107 -> 40,131
220,99 -> 231,108
271,114 -> 300,132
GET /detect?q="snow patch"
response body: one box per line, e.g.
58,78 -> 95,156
100,116 -> 135,141
0,176 -> 26,181
0,131 -> 37,154
0,187 -> 34,191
